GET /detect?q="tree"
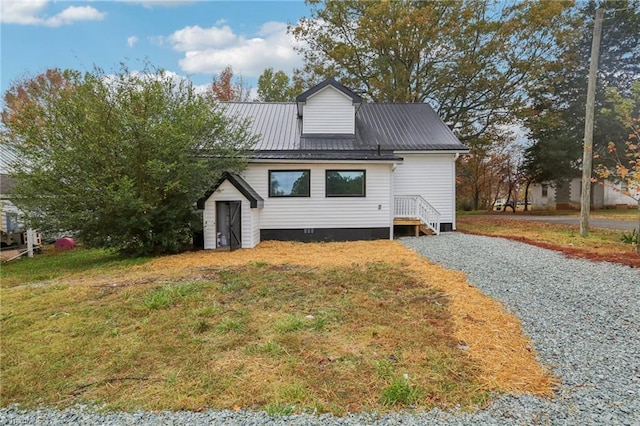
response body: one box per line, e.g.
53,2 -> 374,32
210,65 -> 252,102
257,68 -> 297,102
523,0 -> 640,186
1,64 -> 256,255
292,0 -> 573,210
456,130 -> 520,211
291,0 -> 572,141
596,114 -> 640,253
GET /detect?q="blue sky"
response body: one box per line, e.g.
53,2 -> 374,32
0,0 -> 313,97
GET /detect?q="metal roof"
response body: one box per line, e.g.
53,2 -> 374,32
222,101 -> 468,160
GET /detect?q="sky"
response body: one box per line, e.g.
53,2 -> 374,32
0,0 -> 314,98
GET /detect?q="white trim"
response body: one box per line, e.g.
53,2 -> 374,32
249,159 -> 403,165
394,150 -> 469,155
305,85 -> 356,103
451,156 -> 457,230
389,164 -> 395,240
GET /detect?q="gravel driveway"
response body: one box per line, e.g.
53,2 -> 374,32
2,233 -> 639,425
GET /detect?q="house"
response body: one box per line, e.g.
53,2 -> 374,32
1,174 -> 18,230
1,174 -> 23,247
198,79 -> 468,249
531,178 -> 637,210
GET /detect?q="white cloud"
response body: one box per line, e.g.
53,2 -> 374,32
117,0 -> 195,8
168,25 -> 238,51
127,35 -> 139,48
0,1 -> 106,27
0,0 -> 48,25
44,6 -> 106,27
167,21 -> 304,77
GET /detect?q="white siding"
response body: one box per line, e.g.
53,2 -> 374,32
302,87 -> 355,134
531,183 -> 555,209
1,200 -> 21,233
392,153 -> 457,227
531,179 -> 637,209
603,182 -> 637,206
243,162 -> 392,229
203,180 -> 259,249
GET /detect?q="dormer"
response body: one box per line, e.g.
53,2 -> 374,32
295,78 -> 362,135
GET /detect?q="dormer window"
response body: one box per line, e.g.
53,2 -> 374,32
295,78 -> 362,135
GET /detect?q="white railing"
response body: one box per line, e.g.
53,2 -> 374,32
394,195 -> 441,235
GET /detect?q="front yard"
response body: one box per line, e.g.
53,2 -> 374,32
0,241 -> 553,415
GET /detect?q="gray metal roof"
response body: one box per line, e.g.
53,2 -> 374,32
222,102 -> 467,160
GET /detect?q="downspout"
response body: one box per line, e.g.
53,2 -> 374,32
453,152 -> 461,230
390,163 -> 396,240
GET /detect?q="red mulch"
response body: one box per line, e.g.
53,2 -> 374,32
460,230 -> 640,268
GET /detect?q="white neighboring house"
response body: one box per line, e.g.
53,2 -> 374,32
531,178 -> 637,210
1,174 -> 24,247
198,79 -> 469,250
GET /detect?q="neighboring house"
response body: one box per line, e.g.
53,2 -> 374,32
531,178 -> 637,210
198,79 -> 468,250
1,174 -> 20,233
1,174 -> 24,247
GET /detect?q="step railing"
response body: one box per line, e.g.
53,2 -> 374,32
394,195 -> 441,235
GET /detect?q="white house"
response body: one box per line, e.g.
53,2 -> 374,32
531,178 -> 637,210
198,79 -> 469,250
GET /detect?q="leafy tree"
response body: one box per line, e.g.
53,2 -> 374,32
291,0 -> 572,141
1,64 -> 256,255
210,65 -> 252,102
292,0 -> 573,210
596,113 -> 640,252
257,68 -> 298,102
456,131 -> 520,211
524,0 -> 640,186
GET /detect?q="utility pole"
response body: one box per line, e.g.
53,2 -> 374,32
580,8 -> 604,238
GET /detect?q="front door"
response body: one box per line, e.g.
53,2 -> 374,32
216,201 -> 241,251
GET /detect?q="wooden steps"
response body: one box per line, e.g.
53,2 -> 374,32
393,218 -> 436,236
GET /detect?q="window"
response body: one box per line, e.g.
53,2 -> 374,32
541,184 -> 548,198
269,170 -> 310,197
326,170 -> 365,197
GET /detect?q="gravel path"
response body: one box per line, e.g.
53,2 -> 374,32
2,233 -> 639,425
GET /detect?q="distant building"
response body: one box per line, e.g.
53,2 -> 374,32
531,178 -> 637,210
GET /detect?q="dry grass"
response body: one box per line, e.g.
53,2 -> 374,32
457,216 -> 639,267
1,241 -> 555,415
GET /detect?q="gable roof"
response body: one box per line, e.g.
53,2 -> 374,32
295,78 -> 362,105
197,172 -> 264,209
223,102 -> 468,161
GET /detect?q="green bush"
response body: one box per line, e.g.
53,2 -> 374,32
620,229 -> 638,245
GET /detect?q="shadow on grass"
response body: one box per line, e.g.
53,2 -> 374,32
1,247 -> 152,288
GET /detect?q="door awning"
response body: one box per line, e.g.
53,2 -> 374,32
197,172 -> 264,209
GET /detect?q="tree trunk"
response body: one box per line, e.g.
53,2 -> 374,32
524,180 -> 531,212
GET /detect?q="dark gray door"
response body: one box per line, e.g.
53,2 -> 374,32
229,201 -> 241,251
216,201 -> 241,250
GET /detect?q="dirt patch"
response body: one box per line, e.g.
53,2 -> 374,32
0,248 -> 23,262
138,240 -> 555,396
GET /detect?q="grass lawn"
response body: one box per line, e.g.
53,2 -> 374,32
457,215 -> 639,267
0,247 -> 152,288
0,241 -> 553,415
